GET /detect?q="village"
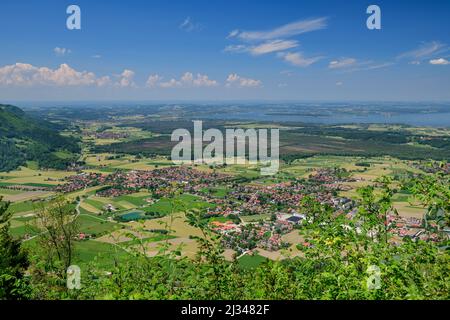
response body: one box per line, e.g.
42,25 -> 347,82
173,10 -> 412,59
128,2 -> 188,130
46,164 -> 446,256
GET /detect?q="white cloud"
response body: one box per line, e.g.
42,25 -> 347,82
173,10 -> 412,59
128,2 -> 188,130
148,72 -> 218,88
227,29 -> 240,39
146,74 -> 162,88
250,40 -> 299,55
54,47 -> 71,56
225,18 -> 326,67
329,58 -> 357,69
278,52 -> 322,67
224,44 -> 248,53
182,72 -> 218,87
224,40 -> 299,56
0,62 -> 110,87
364,62 -> 394,70
179,17 -> 202,32
116,69 -> 136,87
96,76 -> 111,87
429,58 -> 450,65
332,59 -> 394,73
398,41 -> 447,60
92,54 -> 102,59
228,17 -> 327,41
159,79 -> 181,88
336,81 -> 343,86
278,83 -> 288,88
226,73 -> 262,88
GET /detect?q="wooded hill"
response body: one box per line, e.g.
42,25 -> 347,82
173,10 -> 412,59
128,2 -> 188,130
0,104 -> 80,172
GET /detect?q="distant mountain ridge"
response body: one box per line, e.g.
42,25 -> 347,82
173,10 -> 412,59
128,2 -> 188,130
0,104 -> 80,172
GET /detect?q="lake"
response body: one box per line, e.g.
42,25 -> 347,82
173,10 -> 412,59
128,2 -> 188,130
202,111 -> 450,127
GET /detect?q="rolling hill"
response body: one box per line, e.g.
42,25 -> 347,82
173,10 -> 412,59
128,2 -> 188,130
0,104 -> 80,172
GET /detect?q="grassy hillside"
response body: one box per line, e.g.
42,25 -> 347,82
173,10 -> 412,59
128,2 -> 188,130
0,104 -> 80,172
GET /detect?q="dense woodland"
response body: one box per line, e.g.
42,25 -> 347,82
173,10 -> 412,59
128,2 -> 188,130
0,105 -> 80,172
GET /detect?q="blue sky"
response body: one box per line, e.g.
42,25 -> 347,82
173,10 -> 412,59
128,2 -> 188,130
0,0 -> 449,101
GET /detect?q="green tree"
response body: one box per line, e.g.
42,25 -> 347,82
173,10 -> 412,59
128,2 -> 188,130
0,197 -> 30,299
356,176 -> 397,244
407,167 -> 449,234
33,196 -> 79,277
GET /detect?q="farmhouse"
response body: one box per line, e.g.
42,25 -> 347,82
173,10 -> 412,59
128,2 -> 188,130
286,215 -> 302,225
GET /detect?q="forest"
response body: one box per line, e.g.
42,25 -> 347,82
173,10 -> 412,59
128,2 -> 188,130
0,105 -> 80,172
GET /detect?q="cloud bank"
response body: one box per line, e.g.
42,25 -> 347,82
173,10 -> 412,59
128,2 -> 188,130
0,63 -> 110,87
228,17 -> 327,41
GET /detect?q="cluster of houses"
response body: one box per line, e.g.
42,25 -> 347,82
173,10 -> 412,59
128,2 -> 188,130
389,215 -> 445,242
55,172 -> 105,193
56,166 -> 231,198
309,167 -> 357,184
189,169 -> 359,252
219,221 -> 293,254
96,187 -> 134,198
209,211 -> 310,253
211,178 -> 355,218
